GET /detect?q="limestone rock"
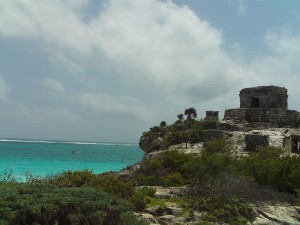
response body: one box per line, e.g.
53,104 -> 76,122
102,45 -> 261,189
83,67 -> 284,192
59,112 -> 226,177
145,143 -> 204,159
253,204 -> 300,225
134,212 -> 160,225
164,202 -> 182,216
139,136 -> 162,153
158,215 -> 175,223
144,206 -> 163,216
146,186 -> 186,199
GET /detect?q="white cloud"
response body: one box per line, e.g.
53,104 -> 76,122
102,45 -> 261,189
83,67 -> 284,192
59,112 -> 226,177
238,0 -> 247,15
0,0 -> 249,105
42,108 -> 81,126
0,75 -> 10,103
0,0 -> 266,125
49,54 -> 84,76
1,0 -> 300,141
41,78 -> 65,96
77,92 -> 151,121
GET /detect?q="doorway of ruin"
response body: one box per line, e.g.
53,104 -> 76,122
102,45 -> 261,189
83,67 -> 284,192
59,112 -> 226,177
291,136 -> 300,153
251,97 -> 259,108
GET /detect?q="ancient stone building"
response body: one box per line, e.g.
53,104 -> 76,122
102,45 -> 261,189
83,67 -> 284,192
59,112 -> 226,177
205,111 -> 219,121
203,130 -> 225,142
224,85 -> 300,128
240,86 -> 288,109
245,134 -> 269,151
291,135 -> 300,153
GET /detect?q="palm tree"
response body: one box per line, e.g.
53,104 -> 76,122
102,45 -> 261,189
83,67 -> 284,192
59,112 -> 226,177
177,114 -> 184,121
160,121 -> 167,128
184,107 -> 197,121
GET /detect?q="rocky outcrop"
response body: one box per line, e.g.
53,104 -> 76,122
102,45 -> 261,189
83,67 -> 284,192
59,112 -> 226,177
134,185 -> 300,225
253,204 -> 300,225
139,136 -> 163,153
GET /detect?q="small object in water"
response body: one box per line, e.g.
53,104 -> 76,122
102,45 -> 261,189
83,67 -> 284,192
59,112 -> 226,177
72,150 -> 81,154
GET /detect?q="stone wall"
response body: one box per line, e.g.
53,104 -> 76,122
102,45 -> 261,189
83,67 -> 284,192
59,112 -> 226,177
223,109 -> 248,122
205,111 -> 219,121
224,108 -> 300,128
240,86 -> 288,109
203,130 -> 225,141
245,134 -> 269,151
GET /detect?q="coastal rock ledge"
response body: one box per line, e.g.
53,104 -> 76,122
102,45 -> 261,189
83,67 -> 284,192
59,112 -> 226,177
133,185 -> 300,225
135,86 -> 300,224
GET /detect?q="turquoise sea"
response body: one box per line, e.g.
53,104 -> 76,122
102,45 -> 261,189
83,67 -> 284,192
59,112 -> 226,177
0,139 -> 144,182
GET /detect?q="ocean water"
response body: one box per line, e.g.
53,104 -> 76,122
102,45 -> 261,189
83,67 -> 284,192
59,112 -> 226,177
0,139 -> 144,182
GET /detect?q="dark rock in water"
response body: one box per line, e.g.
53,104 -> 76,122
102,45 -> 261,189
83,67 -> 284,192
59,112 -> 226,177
72,150 -> 81,154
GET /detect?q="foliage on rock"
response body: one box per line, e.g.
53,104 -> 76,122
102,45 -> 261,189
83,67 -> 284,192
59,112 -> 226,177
0,183 -> 147,225
44,170 -> 135,199
134,150 -> 198,187
139,107 -> 213,152
242,146 -> 300,194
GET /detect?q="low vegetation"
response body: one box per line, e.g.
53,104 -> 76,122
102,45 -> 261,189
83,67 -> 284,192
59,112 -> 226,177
1,107 -> 300,224
133,139 -> 300,223
0,182 -> 147,225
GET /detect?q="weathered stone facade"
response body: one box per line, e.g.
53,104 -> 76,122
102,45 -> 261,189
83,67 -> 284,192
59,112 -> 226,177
205,111 -> 219,121
203,130 -> 225,141
291,135 -> 300,153
225,108 -> 300,127
240,86 -> 288,109
245,134 -> 269,151
224,85 -> 300,128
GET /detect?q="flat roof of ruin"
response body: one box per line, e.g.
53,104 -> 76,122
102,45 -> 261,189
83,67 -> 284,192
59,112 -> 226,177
240,85 -> 287,95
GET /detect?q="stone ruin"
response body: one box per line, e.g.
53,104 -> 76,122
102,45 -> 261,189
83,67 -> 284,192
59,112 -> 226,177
220,85 -> 300,153
139,85 -> 300,154
205,111 -> 219,121
245,134 -> 269,151
224,86 -> 300,128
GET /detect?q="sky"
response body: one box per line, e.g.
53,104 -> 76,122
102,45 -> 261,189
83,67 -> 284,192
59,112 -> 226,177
1,0 -> 300,143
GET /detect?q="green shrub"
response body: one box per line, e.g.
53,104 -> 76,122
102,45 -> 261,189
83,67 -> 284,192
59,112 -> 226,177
202,120 -> 220,129
162,172 -> 185,187
136,174 -> 160,186
189,145 -> 295,204
130,187 -> 156,210
199,196 -> 256,224
204,139 -> 231,154
0,182 -> 144,225
241,147 -> 300,193
161,131 -> 185,149
196,221 -> 213,225
0,168 -> 16,182
135,151 -> 199,186
161,150 -> 199,178
47,169 -> 95,187
87,174 -> 134,199
46,170 -> 134,199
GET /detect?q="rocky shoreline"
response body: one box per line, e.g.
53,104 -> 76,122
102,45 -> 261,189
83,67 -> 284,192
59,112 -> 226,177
117,140 -> 300,225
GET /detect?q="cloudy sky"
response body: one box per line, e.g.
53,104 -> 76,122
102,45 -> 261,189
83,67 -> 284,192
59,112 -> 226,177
1,0 -> 300,143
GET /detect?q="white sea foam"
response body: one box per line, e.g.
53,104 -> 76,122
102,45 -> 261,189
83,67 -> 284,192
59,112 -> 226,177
0,138 -> 138,146
0,139 -> 54,144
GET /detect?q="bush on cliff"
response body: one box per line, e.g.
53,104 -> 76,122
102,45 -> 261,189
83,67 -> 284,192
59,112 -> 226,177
186,141 -> 300,223
241,146 -> 300,194
44,170 -> 135,199
130,187 -> 156,211
135,150 -> 199,186
139,108 -> 207,151
0,182 -> 147,225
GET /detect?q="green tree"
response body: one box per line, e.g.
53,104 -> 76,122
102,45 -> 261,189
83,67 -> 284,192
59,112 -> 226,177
184,108 -> 197,121
177,114 -> 184,121
160,121 -> 167,128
